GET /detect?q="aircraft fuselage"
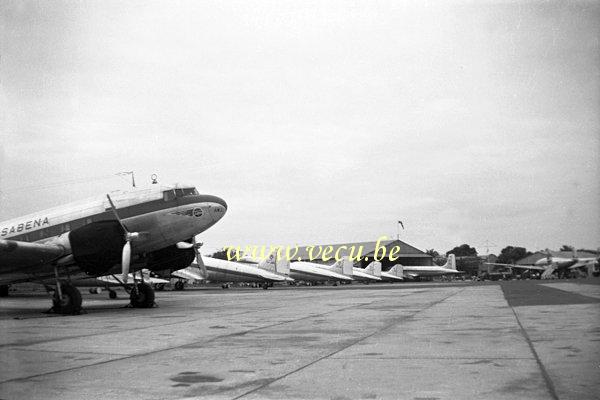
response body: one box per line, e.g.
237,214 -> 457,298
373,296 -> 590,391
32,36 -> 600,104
0,184 -> 227,284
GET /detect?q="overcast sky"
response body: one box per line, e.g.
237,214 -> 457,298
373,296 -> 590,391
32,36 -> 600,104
1,1 -> 599,255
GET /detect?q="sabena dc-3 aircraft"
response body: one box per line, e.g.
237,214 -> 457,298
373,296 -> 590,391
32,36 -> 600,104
0,183 -> 226,314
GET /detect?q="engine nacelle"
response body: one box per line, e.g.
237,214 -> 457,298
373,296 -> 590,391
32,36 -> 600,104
146,243 -> 195,273
69,221 -> 124,276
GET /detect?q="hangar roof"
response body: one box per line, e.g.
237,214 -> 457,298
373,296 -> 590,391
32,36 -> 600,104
295,239 -> 431,262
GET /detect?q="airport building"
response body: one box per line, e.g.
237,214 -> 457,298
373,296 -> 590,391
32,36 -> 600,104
295,239 -> 434,269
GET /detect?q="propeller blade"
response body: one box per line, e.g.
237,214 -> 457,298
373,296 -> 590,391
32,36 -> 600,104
193,237 -> 207,278
122,241 -> 131,283
106,194 -> 129,233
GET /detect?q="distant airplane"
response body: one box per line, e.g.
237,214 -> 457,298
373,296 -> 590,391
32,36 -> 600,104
352,261 -> 382,282
390,254 -> 462,279
381,264 -> 404,282
191,251 -> 294,289
0,183 -> 227,313
309,257 -> 356,282
76,269 -> 170,299
486,249 -> 599,279
289,258 -> 354,284
231,252 -> 353,286
171,265 -> 206,290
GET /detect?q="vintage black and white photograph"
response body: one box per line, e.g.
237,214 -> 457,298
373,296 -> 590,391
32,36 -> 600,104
1,1 -> 599,399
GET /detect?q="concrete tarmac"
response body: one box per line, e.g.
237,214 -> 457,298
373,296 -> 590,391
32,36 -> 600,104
0,280 -> 598,399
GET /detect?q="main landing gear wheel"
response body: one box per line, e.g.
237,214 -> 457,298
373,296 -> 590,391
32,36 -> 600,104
130,283 -> 155,308
108,289 -> 117,299
174,281 -> 185,291
52,283 -> 82,315
261,283 -> 269,290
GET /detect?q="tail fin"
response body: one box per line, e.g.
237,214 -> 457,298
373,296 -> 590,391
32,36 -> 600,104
276,257 -> 290,275
364,261 -> 382,277
258,250 -> 290,276
258,252 -> 277,272
444,254 -> 456,270
330,256 -> 353,276
388,264 -> 404,278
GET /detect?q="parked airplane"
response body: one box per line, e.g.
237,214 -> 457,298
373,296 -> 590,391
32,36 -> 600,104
0,183 -> 227,313
352,261 -> 382,282
486,249 -> 599,279
76,269 -> 170,299
381,264 -> 404,282
289,258 -> 354,284
171,265 -> 206,290
392,254 -> 461,279
192,252 -> 293,289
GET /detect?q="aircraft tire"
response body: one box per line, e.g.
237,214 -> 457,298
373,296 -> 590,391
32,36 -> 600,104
109,290 -> 117,299
53,284 -> 82,314
174,281 -> 185,291
130,283 -> 155,308
155,283 -> 165,291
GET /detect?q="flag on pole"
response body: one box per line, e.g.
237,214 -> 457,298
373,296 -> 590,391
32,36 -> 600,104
398,221 -> 404,229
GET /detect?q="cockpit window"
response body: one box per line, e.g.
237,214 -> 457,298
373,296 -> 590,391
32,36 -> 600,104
182,188 -> 198,196
164,188 -> 198,201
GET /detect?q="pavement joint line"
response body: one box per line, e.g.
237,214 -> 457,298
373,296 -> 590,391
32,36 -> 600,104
0,294 -> 389,385
0,292 -> 337,323
329,356 -> 535,360
232,287 -> 466,400
509,304 -> 559,400
0,304 -> 310,349
6,347 -> 129,357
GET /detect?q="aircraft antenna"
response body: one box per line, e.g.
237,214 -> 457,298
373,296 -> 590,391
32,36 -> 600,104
116,171 -> 136,188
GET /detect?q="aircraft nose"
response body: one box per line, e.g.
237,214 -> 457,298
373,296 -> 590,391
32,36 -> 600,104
210,196 -> 227,222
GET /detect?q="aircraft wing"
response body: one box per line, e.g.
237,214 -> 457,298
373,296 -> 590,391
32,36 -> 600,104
484,262 -> 546,271
96,274 -> 170,285
204,258 -> 289,282
0,239 -> 67,273
569,260 -> 597,270
509,265 -> 546,271
172,266 -> 205,281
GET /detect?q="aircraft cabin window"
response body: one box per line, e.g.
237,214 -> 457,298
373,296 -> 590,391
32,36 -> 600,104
163,190 -> 176,202
175,189 -> 185,198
